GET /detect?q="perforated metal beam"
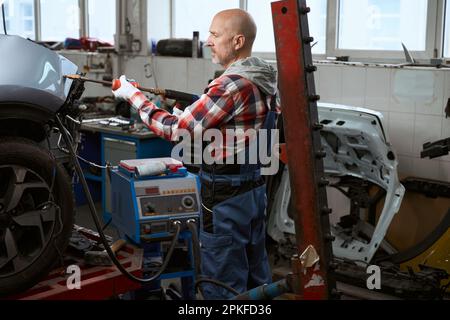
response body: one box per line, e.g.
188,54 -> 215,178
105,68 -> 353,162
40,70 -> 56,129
272,0 -> 335,300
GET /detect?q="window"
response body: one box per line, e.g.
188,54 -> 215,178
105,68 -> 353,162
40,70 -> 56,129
247,0 -> 275,53
2,0 -> 35,40
247,0 -> 327,54
23,19 -> 33,32
88,0 -> 115,44
337,0 -> 428,51
148,0 -> 171,43
444,1 -> 450,57
21,2 -> 33,33
308,0 -> 327,54
41,0 -> 80,41
173,0 -> 239,41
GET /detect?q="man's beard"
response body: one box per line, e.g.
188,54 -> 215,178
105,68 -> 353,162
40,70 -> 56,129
211,53 -> 221,65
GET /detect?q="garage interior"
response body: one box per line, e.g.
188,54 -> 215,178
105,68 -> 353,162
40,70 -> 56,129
0,0 -> 449,302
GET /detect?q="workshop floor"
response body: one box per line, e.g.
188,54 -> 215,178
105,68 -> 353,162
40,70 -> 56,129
75,202 -> 119,240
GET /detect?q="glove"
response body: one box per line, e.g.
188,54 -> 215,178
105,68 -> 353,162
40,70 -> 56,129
112,75 -> 140,101
172,106 -> 184,116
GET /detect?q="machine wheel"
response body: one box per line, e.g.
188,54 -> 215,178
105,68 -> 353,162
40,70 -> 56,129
0,138 -> 74,296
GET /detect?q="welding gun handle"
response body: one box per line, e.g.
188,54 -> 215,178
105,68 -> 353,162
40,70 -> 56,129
112,78 -> 199,104
163,89 -> 200,104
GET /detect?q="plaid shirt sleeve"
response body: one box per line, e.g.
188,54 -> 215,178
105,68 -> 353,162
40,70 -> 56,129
127,75 -> 243,141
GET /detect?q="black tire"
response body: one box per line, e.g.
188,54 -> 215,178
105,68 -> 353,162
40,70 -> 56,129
0,138 -> 74,296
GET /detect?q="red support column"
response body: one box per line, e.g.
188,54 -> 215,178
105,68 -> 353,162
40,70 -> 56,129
271,0 -> 335,300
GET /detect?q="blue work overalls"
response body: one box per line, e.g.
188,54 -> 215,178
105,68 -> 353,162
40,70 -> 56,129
198,93 -> 277,300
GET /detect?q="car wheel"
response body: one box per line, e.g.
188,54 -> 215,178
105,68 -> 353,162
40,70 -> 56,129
0,138 -> 74,296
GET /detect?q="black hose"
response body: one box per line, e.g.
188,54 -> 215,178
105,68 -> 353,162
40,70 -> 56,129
186,219 -> 205,298
195,277 -> 240,296
102,218 -> 112,231
56,114 -> 181,284
164,89 -> 199,104
186,220 -> 201,277
2,4 -> 7,35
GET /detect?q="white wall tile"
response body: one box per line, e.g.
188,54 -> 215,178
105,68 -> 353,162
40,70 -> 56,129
412,157 -> 440,180
415,70 -> 445,116
390,69 -> 417,114
314,67 -> 320,91
153,57 -> 188,91
122,56 -> 155,88
389,112 -> 415,156
413,115 -> 442,156
187,58 -> 207,94
439,161 -> 450,182
341,66 -> 366,107
378,111 -> 390,138
443,71 -> 450,113
316,65 -> 342,104
81,74 -> 112,97
439,117 -> 450,162
365,67 -> 391,111
397,155 -> 414,177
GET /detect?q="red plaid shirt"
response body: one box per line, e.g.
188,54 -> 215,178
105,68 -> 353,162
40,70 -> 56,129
129,74 -> 278,160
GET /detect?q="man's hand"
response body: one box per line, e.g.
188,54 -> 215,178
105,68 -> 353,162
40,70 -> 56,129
112,75 -> 140,104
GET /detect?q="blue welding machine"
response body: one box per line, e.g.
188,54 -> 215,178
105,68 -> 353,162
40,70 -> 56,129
110,158 -> 201,244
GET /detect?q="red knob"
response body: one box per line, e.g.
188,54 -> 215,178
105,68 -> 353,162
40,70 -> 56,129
112,79 -> 121,90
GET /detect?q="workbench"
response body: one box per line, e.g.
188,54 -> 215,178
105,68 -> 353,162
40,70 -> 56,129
76,120 -> 173,222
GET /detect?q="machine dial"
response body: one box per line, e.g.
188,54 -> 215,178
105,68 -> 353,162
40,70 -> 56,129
182,196 -> 195,209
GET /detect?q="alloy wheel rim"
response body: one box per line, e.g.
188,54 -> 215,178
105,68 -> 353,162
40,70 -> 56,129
0,165 -> 57,277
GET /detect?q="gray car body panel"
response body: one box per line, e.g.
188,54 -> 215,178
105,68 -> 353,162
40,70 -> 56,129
268,103 -> 405,264
0,35 -> 78,114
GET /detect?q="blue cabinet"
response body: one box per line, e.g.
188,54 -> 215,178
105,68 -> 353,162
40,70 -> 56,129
74,130 -> 102,206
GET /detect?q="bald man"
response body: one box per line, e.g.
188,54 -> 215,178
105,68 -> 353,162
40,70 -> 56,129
113,9 -> 279,299
207,9 -> 257,67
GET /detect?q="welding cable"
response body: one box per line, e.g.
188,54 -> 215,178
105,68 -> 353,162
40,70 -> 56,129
44,134 -> 65,267
186,219 -> 201,277
76,154 -> 114,170
55,114 -> 182,284
186,219 -> 207,298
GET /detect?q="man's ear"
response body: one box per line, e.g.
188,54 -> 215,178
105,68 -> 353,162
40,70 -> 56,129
234,34 -> 246,50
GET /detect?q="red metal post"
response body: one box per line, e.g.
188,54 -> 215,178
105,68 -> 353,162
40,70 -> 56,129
272,0 -> 335,300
